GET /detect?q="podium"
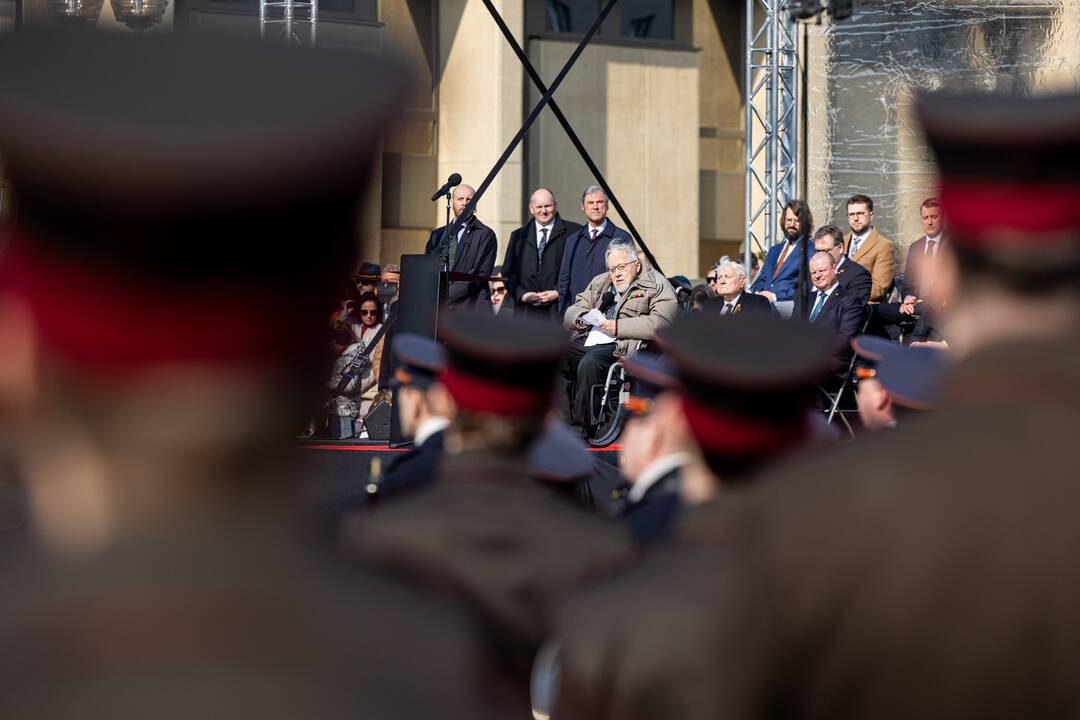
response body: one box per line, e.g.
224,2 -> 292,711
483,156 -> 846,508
385,253 -> 447,446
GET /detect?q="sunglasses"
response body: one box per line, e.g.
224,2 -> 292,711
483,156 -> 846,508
360,310 -> 379,317
706,276 -> 718,284
492,287 -> 507,294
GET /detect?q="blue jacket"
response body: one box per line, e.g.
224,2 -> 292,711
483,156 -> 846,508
557,220 -> 632,314
751,238 -> 805,302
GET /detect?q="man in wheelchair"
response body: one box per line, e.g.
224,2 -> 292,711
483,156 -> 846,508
559,238 -> 678,436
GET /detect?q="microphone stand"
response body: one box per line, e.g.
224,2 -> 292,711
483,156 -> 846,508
439,193 -> 452,271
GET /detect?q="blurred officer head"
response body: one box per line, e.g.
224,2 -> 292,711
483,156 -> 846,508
658,312 -> 833,502
618,353 -> 692,483
437,311 -> 567,456
0,27 -> 408,556
391,334 -> 454,440
917,91 -> 1080,355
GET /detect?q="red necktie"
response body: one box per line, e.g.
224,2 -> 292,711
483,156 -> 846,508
591,228 -> 598,241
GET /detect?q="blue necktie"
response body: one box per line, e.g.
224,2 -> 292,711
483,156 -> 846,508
809,291 -> 826,322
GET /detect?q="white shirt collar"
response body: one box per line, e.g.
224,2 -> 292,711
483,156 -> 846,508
817,281 -> 840,300
722,291 -> 743,307
628,452 -> 694,504
536,219 -> 554,235
415,416 -> 450,447
836,255 -> 847,268
587,219 -> 608,236
852,228 -> 871,244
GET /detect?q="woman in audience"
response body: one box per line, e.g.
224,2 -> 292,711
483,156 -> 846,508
326,293 -> 386,436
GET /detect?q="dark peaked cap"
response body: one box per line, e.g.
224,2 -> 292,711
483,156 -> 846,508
438,311 -> 567,419
916,91 -> 1080,246
0,29 -> 409,369
0,28 -> 409,276
658,312 -> 833,464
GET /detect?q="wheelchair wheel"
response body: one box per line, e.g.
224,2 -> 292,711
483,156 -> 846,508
589,403 -> 627,447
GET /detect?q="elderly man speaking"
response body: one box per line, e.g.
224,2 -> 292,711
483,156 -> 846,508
559,239 -> 678,436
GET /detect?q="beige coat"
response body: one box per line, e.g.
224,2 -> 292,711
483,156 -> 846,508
562,263 -> 679,357
844,226 -> 896,303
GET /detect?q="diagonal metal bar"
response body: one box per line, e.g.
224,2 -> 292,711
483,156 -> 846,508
439,0 -> 620,265
478,0 -> 662,275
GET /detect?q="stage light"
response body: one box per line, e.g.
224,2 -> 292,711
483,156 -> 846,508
788,0 -> 822,20
829,0 -> 854,20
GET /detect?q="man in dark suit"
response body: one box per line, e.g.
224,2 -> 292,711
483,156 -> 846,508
814,224 -> 872,305
796,251 -> 864,383
342,311 -> 630,714
705,256 -> 775,316
869,197 -> 947,339
751,199 -> 813,315
424,183 -> 497,310
502,187 -> 581,319
557,185 -> 633,314
615,353 -> 695,546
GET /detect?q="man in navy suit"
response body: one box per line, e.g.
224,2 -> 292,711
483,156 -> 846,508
796,251 -> 865,384
751,199 -> 813,309
502,188 -> 581,320
813,224 -> 872,306
424,183 -> 498,310
557,185 -> 632,314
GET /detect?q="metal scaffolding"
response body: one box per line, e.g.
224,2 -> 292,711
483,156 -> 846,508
744,0 -> 799,270
259,0 -> 317,46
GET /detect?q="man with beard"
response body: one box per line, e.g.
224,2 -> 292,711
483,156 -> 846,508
751,199 -> 813,315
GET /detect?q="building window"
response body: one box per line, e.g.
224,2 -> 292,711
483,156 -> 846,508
620,0 -> 672,39
540,0 -> 675,41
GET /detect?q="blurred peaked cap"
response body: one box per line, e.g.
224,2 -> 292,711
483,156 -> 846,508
875,344 -> 946,410
852,334 -> 895,370
0,27 -> 411,286
0,28 -> 410,372
437,311 -> 568,418
916,90 -> 1080,242
527,420 -> 593,482
658,311 -> 834,393
391,333 -> 446,390
621,351 -> 678,408
658,312 -> 832,465
0,28 -> 410,216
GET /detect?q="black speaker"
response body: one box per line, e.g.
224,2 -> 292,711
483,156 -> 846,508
363,401 -> 393,441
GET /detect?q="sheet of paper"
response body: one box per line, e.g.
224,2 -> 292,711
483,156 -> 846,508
584,328 -> 616,347
581,308 -> 607,326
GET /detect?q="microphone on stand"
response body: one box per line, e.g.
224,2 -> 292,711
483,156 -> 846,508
431,173 -> 462,202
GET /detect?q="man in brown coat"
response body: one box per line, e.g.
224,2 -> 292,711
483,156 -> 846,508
341,311 -> 631,715
843,193 -> 896,302
559,238 -> 679,433
556,89 -> 1080,720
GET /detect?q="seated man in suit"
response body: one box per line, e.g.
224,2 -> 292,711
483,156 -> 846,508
796,251 -> 864,387
843,193 -> 896,303
617,353 -> 694,547
557,185 -> 633,315
560,239 -> 678,436
751,198 -> 813,314
706,256 -> 774,316
869,197 -> 947,339
502,187 -> 581,319
424,183 -> 497,310
814,224 -> 871,306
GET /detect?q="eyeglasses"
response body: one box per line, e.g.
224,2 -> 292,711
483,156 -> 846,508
492,287 -> 507,294
360,310 -> 378,317
706,276 -> 718,284
847,210 -> 869,217
607,261 -> 638,274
